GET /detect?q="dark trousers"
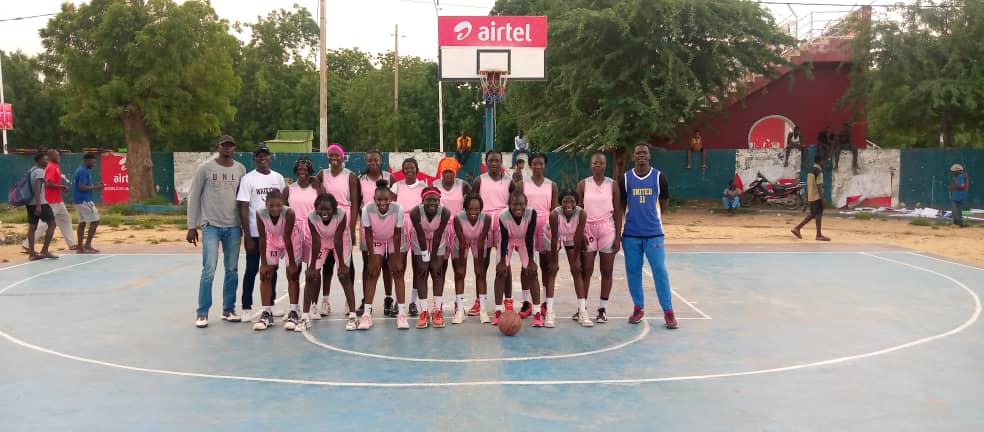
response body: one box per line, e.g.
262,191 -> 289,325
243,237 -> 277,310
952,200 -> 964,227
833,143 -> 858,169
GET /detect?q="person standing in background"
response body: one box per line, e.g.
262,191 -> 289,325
949,164 -> 969,228
238,144 -> 286,323
791,155 -> 831,241
73,153 -> 104,253
816,126 -> 834,168
686,130 -> 706,169
784,126 -> 803,168
23,149 -> 77,253
25,152 -> 57,261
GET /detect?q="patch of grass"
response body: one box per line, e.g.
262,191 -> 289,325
157,237 -> 171,243
910,217 -> 931,226
148,239 -> 160,245
139,196 -> 170,205
107,204 -> 138,216
854,212 -> 874,220
931,226 -> 940,230
102,213 -> 123,227
0,207 -> 29,224
903,231 -> 913,235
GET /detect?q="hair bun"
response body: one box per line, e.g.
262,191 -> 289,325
376,179 -> 389,188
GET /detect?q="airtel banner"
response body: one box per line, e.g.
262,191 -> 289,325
438,16 -> 547,47
0,103 -> 12,130
101,153 -> 130,203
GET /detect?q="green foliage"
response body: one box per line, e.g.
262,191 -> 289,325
845,0 -> 984,148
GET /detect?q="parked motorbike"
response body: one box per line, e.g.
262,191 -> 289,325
743,172 -> 805,210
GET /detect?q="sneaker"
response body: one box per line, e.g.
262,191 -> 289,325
397,313 -> 410,329
356,299 -> 365,316
221,310 -> 241,322
596,307 -> 608,324
253,311 -> 274,331
532,312 -> 545,327
241,309 -> 253,323
816,235 -> 831,242
578,309 -> 595,327
273,308 -> 286,318
571,310 -> 581,321
416,311 -> 430,329
357,314 -> 373,330
628,306 -> 645,324
308,303 -> 321,320
664,311 -> 679,330
518,301 -> 533,319
408,303 -> 419,317
452,308 -> 464,324
284,310 -> 300,331
320,300 -> 331,316
479,310 -> 490,324
492,310 -> 502,326
345,313 -> 358,331
432,310 -> 445,328
545,311 -> 556,328
467,298 -> 482,316
384,298 -> 398,317
294,315 -> 311,332
504,298 -> 514,312
195,315 -> 208,328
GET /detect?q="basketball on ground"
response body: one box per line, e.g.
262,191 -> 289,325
498,310 -> 522,336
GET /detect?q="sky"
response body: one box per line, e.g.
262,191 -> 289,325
0,0 -> 895,61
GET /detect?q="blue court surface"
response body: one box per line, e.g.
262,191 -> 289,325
1,246 -> 982,431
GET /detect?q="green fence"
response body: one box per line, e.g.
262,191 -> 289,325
899,148 -> 982,207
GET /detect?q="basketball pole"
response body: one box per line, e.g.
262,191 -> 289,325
433,0 -> 444,153
393,24 -> 400,152
318,0 -> 328,153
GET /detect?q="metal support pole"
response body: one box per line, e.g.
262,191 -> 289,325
0,51 -> 8,154
318,0 -> 328,153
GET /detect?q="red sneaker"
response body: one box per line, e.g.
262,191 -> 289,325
432,310 -> 445,328
416,311 -> 430,329
664,311 -> 678,329
492,310 -> 502,326
518,301 -> 533,319
504,298 -> 514,312
628,306 -> 645,324
532,312 -> 545,327
467,299 -> 481,316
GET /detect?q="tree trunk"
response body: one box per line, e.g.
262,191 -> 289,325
122,104 -> 155,203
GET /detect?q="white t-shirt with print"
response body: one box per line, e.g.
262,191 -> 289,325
237,169 -> 286,237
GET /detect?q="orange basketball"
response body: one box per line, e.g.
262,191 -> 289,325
498,310 -> 522,336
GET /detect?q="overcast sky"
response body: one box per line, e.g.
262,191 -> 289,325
0,1 -> 892,60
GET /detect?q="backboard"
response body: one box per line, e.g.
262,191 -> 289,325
438,16 -> 547,81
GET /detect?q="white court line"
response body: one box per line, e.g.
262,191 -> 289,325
908,252 -> 984,272
0,255 -> 114,296
0,260 -> 43,272
315,315 -> 708,322
618,251 -> 712,319
302,319 -> 649,363
0,251 -> 978,386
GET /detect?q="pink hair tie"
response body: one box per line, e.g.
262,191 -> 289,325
327,144 -> 345,159
422,189 -> 442,199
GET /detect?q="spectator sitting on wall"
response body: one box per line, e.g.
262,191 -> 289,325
512,130 -> 531,168
834,123 -> 859,173
784,126 -> 803,168
456,130 -> 472,164
722,180 -> 741,215
816,126 -> 834,168
949,164 -> 969,228
686,129 -> 707,169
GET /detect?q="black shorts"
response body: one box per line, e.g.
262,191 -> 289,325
809,200 -> 824,216
26,204 -> 55,225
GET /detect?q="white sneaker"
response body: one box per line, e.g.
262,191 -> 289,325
309,303 -> 321,320
221,310 -> 240,322
294,315 -> 310,332
452,308 -> 465,324
241,309 -> 253,323
397,313 -> 410,329
253,311 -> 274,331
545,311 -> 556,328
272,308 -> 286,318
357,314 -> 373,330
479,310 -> 490,324
195,315 -> 208,328
578,309 -> 595,327
345,313 -> 358,331
284,310 -> 300,331
320,300 -> 331,316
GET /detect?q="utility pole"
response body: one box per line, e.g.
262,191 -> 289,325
393,24 -> 400,151
318,0 -> 328,153
433,0 -> 444,153
0,51 -> 8,154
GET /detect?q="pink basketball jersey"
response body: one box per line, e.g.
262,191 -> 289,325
553,206 -> 583,246
288,183 -> 318,229
258,208 -> 289,251
479,173 -> 511,215
362,202 -> 404,242
433,178 -> 466,215
307,209 -> 346,249
359,172 -> 392,211
524,178 -> 553,225
583,177 -> 615,223
321,168 -> 353,210
456,211 -> 487,243
499,208 -> 534,241
415,205 -> 446,244
394,179 -> 425,219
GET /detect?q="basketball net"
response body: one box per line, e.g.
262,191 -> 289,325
480,70 -> 508,104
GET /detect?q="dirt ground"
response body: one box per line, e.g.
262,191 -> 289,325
0,206 -> 981,268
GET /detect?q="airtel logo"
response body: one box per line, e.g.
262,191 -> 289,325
454,21 -> 472,40
452,20 -> 533,43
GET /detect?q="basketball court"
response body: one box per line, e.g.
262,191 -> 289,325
1,244 -> 982,430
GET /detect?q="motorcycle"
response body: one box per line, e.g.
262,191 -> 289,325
743,172 -> 805,210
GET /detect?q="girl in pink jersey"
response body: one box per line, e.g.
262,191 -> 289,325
576,152 -> 623,325
433,157 -> 469,215
361,180 -> 409,330
315,144 -> 358,316
547,190 -> 589,328
409,187 -> 452,329
356,150 -> 395,317
393,157 -> 426,316
493,191 -> 543,327
518,153 -> 558,323
469,151 -> 514,317
299,193 -> 357,331
283,157 -> 327,323
452,194 -> 491,324
254,190 -> 297,331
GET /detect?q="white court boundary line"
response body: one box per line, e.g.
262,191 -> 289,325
908,252 -> 983,272
0,251 -> 979,386
302,320 -> 649,363
0,255 -> 114,296
617,251 -> 713,319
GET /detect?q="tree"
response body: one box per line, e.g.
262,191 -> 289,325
40,0 -> 240,201
0,51 -> 79,150
491,0 -> 796,152
844,0 -> 984,148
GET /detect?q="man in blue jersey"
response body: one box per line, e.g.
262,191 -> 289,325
617,142 -> 677,329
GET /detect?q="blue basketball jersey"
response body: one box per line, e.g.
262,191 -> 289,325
623,167 -> 664,237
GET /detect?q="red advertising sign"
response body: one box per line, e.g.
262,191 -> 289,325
438,16 -> 547,47
101,153 -> 130,203
0,103 -> 12,129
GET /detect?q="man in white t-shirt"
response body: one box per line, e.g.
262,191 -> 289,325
237,145 -> 286,321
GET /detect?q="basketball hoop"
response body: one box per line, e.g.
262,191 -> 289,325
480,69 -> 509,104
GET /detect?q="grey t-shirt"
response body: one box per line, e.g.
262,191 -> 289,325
30,166 -> 47,205
186,159 -> 247,228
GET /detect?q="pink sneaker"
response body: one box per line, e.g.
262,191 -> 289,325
532,312 -> 545,327
492,310 -> 502,326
